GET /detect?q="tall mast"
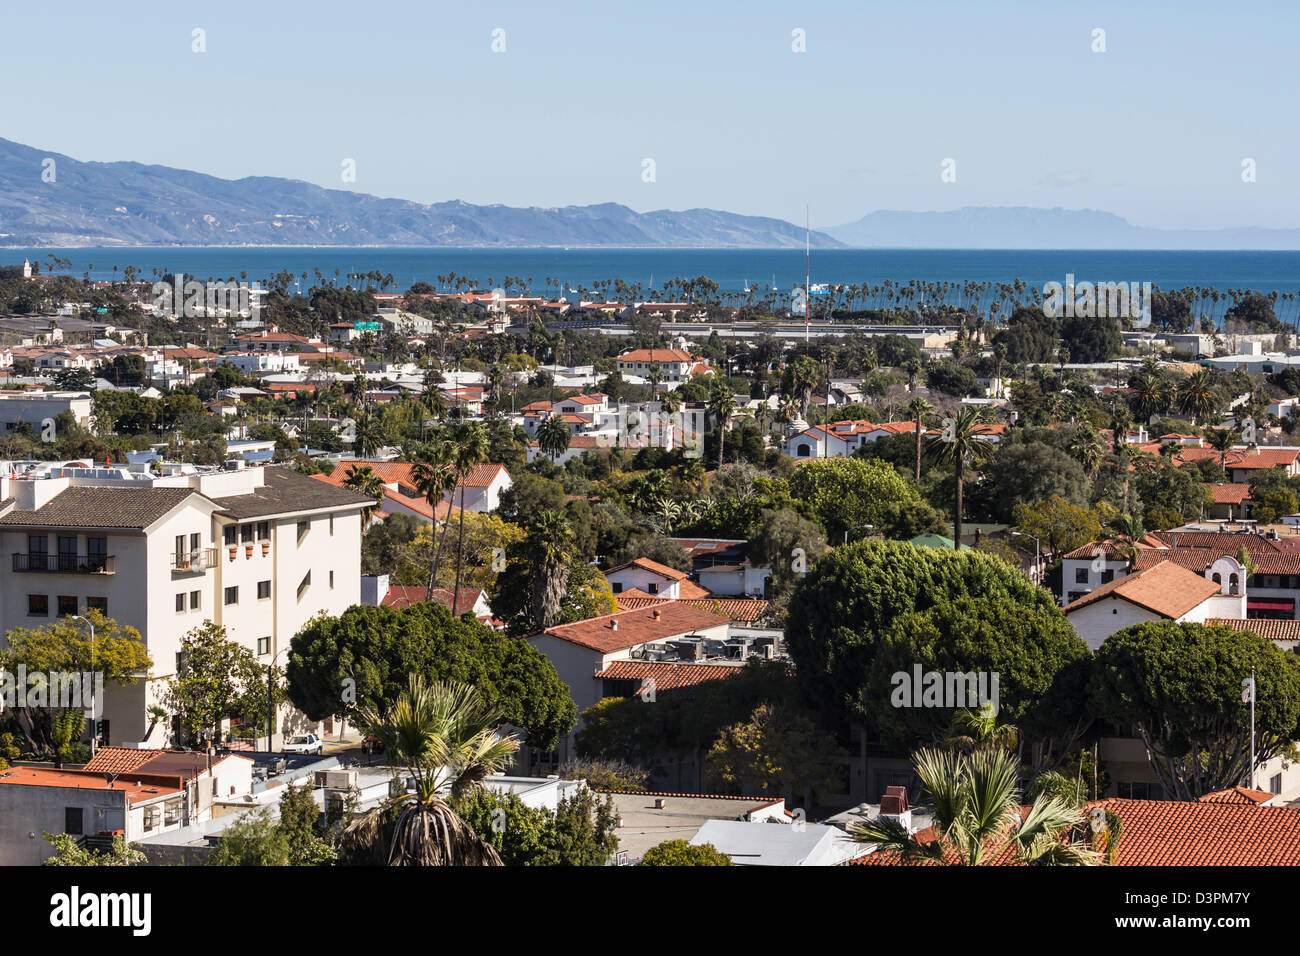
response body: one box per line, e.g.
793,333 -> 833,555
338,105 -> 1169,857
805,205 -> 811,343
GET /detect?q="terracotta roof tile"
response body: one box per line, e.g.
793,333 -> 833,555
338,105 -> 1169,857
1205,617 -> 1300,642
1063,560 -> 1222,619
534,600 -> 729,653
595,659 -> 743,692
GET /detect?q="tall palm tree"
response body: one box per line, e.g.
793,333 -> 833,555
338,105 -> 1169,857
537,414 -> 572,463
1068,424 -> 1106,476
848,746 -> 1098,866
708,383 -> 738,470
345,676 -> 519,866
927,406 -> 995,550
1128,362 -> 1171,424
342,464 -> 385,524
1176,369 -> 1222,426
526,510 -> 575,629
411,442 -> 458,600
1207,427 -> 1239,469
906,396 -> 933,484
450,422 -> 489,612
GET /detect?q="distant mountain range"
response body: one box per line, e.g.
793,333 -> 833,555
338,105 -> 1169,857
825,206 -> 1300,250
0,138 -> 841,249
3,138 -> 1297,250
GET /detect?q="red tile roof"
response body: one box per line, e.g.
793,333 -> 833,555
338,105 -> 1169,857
1197,786 -> 1276,805
0,766 -> 181,804
1210,483 -> 1252,505
1205,617 -> 1300,642
1088,798 -> 1300,865
616,594 -> 771,622
1063,560 -> 1222,619
595,659 -> 743,692
382,585 -> 488,617
534,600 -> 729,653
617,349 -> 696,364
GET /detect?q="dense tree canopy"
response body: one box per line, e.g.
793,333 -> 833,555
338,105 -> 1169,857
286,602 -> 577,750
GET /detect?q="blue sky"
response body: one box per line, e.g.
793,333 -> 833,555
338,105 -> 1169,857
3,0 -> 1295,230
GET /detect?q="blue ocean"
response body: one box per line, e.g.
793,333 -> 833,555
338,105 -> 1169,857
8,248 -> 1300,300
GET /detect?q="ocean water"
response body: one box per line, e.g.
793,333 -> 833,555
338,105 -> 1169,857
9,247 -> 1300,300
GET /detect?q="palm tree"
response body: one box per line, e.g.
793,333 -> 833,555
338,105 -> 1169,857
848,746 -> 1098,866
1068,424 -> 1106,475
537,414 -> 572,463
927,406 -> 995,550
345,676 -> 518,866
1176,369 -> 1222,425
525,510 -> 575,629
1207,427 -> 1239,469
906,396 -> 933,484
1128,362 -> 1171,424
708,383 -> 738,470
411,443 -> 458,600
342,465 -> 385,523
450,422 -> 489,612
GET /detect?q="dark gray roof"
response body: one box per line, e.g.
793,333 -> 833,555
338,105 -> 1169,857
0,486 -> 199,530
216,466 -> 373,519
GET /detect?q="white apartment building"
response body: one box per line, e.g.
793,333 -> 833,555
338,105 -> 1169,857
616,349 -> 708,383
219,351 -> 301,375
0,464 -> 371,749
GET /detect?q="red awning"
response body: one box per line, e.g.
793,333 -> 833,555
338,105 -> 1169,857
1248,600 -> 1295,611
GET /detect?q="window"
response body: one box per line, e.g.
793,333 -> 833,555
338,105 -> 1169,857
28,535 -> 47,557
611,582 -> 623,594
257,637 -> 270,656
176,593 -> 186,613
87,538 -> 107,572
1100,569 -> 1115,584
87,596 -> 107,614
224,586 -> 239,605
257,580 -> 271,600
297,520 -> 309,543
28,594 -> 48,617
190,590 -> 201,610
329,514 -> 334,536
224,526 -> 237,546
1075,567 -> 1089,584
329,570 -> 334,589
297,570 -> 311,600
57,536 -> 77,572
143,806 -> 160,832
163,800 -> 182,827
647,582 -> 659,594
241,524 -> 253,543
1117,781 -> 1154,799
174,534 -> 186,559
64,808 -> 83,835
257,521 -> 270,540
57,595 -> 77,617
1271,773 -> 1283,795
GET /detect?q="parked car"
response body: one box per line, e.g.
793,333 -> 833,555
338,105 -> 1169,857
361,734 -> 385,754
283,733 -> 324,756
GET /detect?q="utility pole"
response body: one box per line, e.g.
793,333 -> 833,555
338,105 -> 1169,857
1243,670 -> 1257,789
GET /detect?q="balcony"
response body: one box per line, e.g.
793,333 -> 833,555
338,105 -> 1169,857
13,553 -> 114,574
171,549 -> 216,573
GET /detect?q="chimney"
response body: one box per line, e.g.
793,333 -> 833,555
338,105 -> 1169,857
652,609 -> 661,620
610,619 -> 619,632
879,785 -> 913,833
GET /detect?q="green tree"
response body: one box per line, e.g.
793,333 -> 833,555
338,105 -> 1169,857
207,808 -> 291,866
162,621 -> 282,747
1011,495 -> 1103,561
537,414 -> 572,462
704,702 -> 846,806
343,677 -> 518,866
287,602 -> 576,751
848,747 -> 1097,866
639,839 -> 733,866
906,396 -> 933,483
787,456 -> 919,543
708,382 -> 738,470
342,463 -> 386,523
43,833 -> 146,866
927,405 -> 996,547
786,541 -> 1061,733
1089,621 -> 1300,800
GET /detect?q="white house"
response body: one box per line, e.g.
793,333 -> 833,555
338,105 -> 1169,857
1063,558 -> 1248,651
604,557 -> 711,599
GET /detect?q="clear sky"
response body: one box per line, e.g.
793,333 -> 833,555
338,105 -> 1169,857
3,0 -> 1295,231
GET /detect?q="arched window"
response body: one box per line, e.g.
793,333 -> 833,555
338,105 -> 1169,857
1212,572 -> 1222,585
796,443 -> 812,457
1230,573 -> 1240,594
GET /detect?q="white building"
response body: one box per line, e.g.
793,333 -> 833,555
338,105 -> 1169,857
0,464 -> 371,749
1063,557 -> 1248,651
0,391 -> 94,431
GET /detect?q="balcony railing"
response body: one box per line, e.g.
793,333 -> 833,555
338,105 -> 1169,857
171,549 -> 216,573
13,553 -> 114,574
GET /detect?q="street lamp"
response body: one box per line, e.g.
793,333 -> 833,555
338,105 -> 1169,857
843,523 -> 874,546
70,615 -> 96,756
1010,531 -> 1042,584
267,646 -> 291,754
